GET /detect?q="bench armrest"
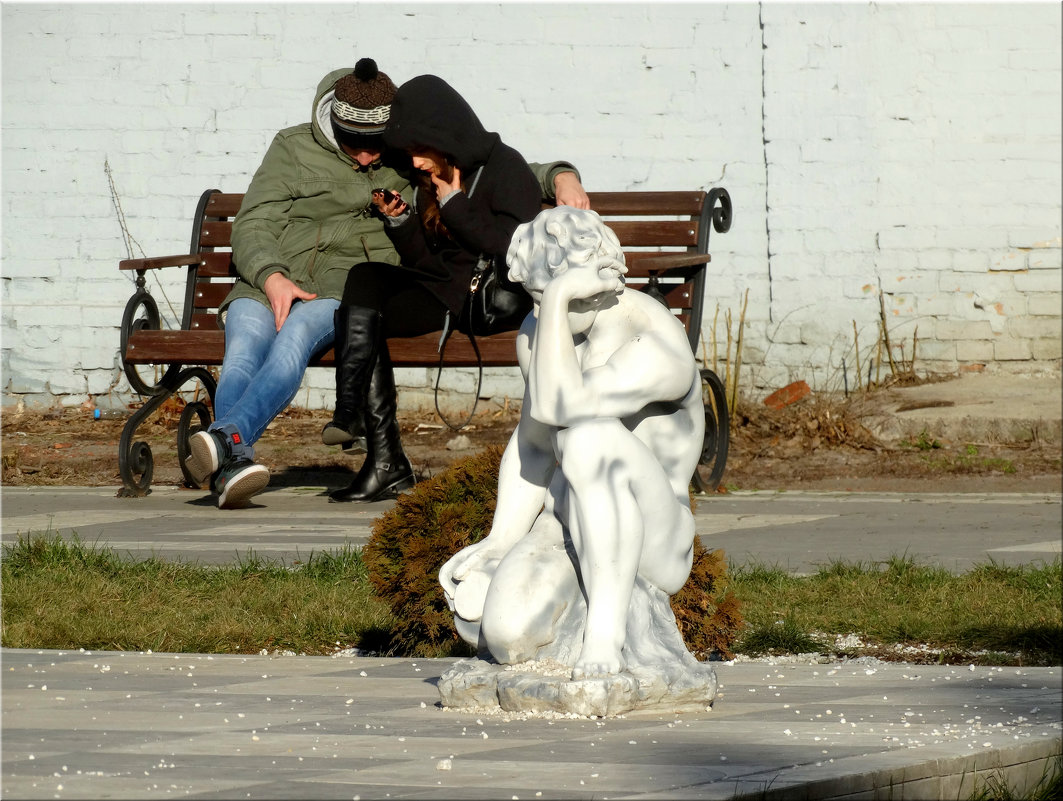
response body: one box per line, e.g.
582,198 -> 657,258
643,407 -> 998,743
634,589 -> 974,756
119,254 -> 203,272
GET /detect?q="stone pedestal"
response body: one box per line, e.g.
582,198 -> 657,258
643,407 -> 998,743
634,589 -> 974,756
438,657 -> 718,718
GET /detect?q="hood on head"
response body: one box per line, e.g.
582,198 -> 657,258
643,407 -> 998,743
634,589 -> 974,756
383,75 -> 499,171
312,68 -> 356,152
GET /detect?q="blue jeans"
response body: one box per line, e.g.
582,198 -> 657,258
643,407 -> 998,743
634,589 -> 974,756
212,297 -> 340,450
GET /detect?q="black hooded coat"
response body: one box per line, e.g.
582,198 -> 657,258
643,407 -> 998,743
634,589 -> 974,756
382,75 -> 541,319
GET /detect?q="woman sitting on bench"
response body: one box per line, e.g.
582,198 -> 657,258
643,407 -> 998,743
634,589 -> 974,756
326,74 -> 546,503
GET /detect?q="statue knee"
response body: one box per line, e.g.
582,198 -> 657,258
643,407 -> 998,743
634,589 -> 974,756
481,609 -> 535,664
558,420 -> 632,486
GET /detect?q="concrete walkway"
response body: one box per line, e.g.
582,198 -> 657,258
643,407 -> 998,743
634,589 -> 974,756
2,648 -> 1060,800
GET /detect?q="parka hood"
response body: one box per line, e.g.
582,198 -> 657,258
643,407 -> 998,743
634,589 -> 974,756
383,75 -> 499,172
311,68 -> 354,153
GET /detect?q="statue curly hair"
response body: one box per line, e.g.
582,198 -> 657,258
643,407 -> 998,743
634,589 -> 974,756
506,206 -> 627,288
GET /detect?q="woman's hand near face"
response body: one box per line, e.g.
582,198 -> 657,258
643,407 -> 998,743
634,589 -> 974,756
431,164 -> 462,202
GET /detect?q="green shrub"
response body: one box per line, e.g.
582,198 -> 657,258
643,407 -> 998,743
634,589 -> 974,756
363,447 -> 743,660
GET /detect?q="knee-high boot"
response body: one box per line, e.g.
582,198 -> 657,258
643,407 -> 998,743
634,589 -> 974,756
328,341 -> 415,503
321,306 -> 380,452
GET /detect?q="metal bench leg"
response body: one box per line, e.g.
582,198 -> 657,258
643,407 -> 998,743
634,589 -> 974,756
693,368 -> 730,494
117,366 -> 217,498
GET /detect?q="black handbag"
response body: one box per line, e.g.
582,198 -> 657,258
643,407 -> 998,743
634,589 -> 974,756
435,257 -> 531,431
462,255 -> 533,336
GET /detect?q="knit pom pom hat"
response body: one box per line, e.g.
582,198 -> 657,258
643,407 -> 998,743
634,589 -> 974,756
331,58 -> 398,136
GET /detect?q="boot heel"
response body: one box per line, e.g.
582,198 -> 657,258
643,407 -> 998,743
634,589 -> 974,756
340,436 -> 368,455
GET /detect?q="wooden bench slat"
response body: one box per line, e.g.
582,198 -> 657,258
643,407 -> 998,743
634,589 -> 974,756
189,313 -> 220,331
198,221 -> 233,248
204,193 -> 245,218
389,331 -> 519,366
191,281 -> 233,310
126,330 -> 227,364
126,328 -> 521,368
607,220 -> 698,247
198,252 -> 236,277
584,191 -> 704,216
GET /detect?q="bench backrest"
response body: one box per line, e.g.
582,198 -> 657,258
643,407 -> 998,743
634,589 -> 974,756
179,189 -> 722,353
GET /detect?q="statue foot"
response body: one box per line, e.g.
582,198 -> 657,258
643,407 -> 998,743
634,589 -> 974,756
572,642 -> 626,679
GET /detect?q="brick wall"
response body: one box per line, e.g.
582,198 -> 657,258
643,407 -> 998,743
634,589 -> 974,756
2,3 -> 1059,412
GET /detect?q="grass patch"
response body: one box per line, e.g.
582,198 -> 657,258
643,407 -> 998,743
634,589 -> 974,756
729,555 -> 1062,665
1,533 -> 394,655
3,535 -> 1060,664
921,450 -> 1017,475
899,429 -> 943,451
969,755 -> 1062,801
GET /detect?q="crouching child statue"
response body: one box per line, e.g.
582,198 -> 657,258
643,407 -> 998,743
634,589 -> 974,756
437,206 -> 718,717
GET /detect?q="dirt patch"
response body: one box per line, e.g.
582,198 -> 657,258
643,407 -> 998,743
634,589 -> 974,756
2,387 -> 1060,495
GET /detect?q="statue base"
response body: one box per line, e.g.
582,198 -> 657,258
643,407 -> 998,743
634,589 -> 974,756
438,657 -> 718,718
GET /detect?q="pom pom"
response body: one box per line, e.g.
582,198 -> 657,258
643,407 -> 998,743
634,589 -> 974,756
354,58 -> 379,81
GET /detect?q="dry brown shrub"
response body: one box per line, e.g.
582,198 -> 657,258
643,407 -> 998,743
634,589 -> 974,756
733,392 -> 883,455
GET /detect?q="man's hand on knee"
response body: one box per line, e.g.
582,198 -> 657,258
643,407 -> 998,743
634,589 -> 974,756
264,273 -> 318,330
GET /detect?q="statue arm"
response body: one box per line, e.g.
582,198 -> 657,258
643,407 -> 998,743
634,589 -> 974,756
490,406 -> 555,541
529,285 -> 694,427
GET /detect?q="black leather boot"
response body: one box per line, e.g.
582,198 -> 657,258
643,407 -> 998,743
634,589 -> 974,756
321,306 -> 380,453
329,342 -> 415,503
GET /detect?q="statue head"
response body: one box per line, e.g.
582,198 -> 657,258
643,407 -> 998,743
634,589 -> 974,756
507,207 -> 627,299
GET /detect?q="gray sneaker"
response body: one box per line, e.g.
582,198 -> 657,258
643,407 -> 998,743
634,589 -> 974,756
213,457 -> 269,509
185,430 -> 229,486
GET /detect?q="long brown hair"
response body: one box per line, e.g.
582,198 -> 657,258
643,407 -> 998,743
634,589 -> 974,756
412,147 -> 462,240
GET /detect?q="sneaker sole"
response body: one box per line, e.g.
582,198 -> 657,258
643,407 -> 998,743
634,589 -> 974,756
186,431 -> 222,485
217,465 -> 270,509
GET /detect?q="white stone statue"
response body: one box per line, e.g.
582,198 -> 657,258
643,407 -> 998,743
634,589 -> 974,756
438,206 -> 716,716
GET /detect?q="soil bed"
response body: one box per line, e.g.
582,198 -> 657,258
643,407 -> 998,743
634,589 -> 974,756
3,388 -> 1059,495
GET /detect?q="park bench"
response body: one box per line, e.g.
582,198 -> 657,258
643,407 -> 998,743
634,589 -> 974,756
117,187 -> 733,497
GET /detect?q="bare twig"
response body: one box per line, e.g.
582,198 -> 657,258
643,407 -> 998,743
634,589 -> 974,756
712,304 -> 720,376
852,320 -> 862,392
724,309 -> 733,403
730,289 -> 748,416
105,160 -> 179,323
878,290 -> 898,376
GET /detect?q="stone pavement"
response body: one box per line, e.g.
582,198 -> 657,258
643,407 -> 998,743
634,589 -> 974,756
863,370 -> 1062,445
1,648 -> 1060,800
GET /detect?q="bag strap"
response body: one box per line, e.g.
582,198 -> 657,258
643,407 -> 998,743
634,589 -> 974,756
433,309 -> 485,432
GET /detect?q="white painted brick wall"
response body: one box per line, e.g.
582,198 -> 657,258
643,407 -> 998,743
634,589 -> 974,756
1,3 -> 1059,414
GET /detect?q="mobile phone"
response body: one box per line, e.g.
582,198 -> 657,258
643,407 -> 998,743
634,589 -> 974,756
373,188 -> 400,204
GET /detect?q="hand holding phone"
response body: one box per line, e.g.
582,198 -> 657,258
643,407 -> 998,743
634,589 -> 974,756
371,188 -> 407,217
